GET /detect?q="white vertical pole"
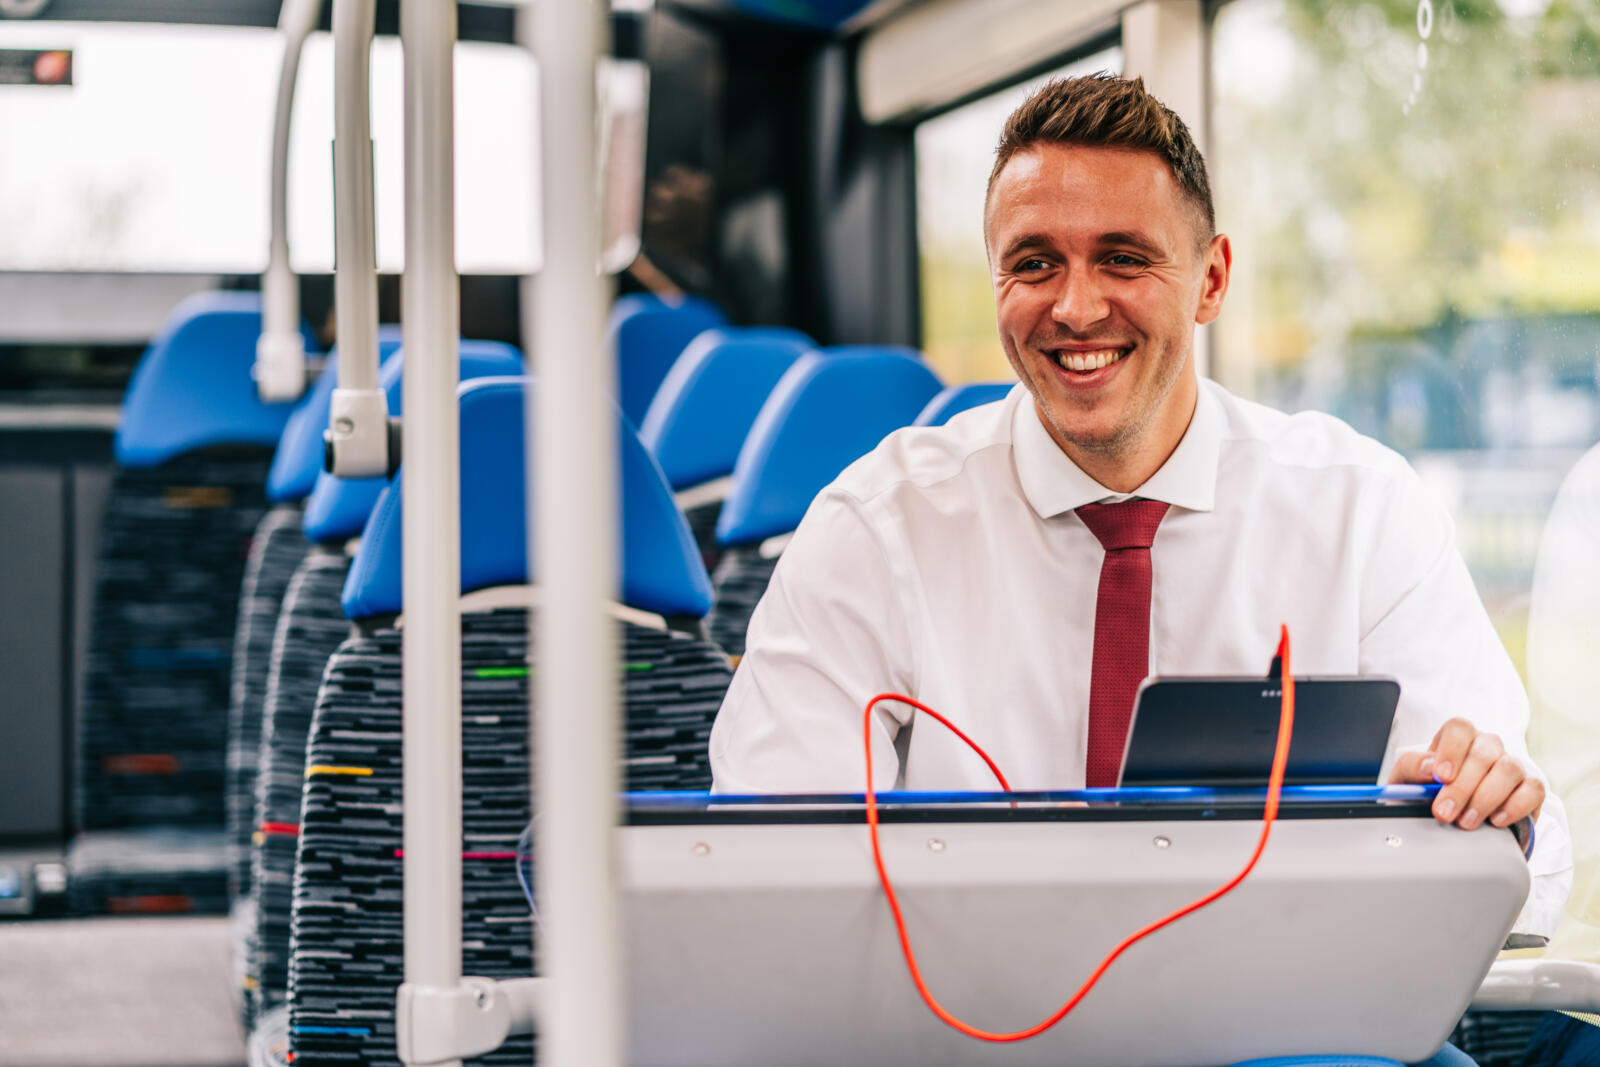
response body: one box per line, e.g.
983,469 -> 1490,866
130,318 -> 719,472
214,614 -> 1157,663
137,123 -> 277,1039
530,1 -> 626,1066
256,0 -> 322,401
326,0 -> 389,480
401,3 -> 463,1067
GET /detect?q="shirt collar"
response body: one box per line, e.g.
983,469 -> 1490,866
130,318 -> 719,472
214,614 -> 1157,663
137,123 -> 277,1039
1011,378 -> 1221,518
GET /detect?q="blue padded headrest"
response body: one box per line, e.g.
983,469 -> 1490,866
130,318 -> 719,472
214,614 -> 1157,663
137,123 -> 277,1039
301,340 -> 524,544
341,376 -> 713,621
266,326 -> 405,503
115,291 -> 319,468
638,327 -> 815,491
1227,1059 -> 1408,1067
608,292 -> 726,426
716,346 -> 943,546
914,382 -> 1014,427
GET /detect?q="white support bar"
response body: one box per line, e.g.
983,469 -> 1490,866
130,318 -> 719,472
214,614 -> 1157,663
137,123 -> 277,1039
396,976 -> 547,1066
1472,959 -> 1600,1012
395,1 -> 464,1066
529,2 -> 627,1066
255,0 -> 323,402
327,0 -> 389,478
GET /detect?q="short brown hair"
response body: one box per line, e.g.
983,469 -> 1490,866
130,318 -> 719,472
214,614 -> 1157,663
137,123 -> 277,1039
987,73 -> 1215,241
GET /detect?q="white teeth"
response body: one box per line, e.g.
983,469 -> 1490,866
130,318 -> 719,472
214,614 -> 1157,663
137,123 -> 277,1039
1057,349 -> 1123,372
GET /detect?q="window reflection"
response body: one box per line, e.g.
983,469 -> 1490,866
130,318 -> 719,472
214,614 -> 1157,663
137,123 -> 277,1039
1212,0 -> 1600,971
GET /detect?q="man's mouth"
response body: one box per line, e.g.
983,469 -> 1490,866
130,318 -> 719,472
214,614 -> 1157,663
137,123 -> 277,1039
1051,347 -> 1128,373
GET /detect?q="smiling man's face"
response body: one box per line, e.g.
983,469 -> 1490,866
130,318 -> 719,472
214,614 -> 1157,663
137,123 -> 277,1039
985,142 -> 1230,488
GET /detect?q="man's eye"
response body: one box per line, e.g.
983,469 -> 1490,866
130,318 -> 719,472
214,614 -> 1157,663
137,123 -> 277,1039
1106,253 -> 1146,268
1013,257 -> 1050,273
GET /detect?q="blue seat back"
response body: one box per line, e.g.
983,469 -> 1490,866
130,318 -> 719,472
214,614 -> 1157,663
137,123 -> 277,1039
638,327 -> 815,491
342,377 -> 712,621
915,382 -> 1014,426
116,291 -> 319,469
716,346 -> 943,546
301,341 -> 524,544
266,327 -> 405,503
608,293 -> 726,426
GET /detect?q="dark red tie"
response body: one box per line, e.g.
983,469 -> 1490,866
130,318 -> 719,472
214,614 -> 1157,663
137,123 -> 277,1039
1076,499 -> 1169,788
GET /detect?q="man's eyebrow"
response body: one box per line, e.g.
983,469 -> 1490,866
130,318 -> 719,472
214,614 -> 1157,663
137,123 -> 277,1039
1097,231 -> 1168,258
998,233 -> 1053,261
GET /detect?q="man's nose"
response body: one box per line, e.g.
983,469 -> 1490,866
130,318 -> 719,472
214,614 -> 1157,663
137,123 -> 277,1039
1050,269 -> 1110,333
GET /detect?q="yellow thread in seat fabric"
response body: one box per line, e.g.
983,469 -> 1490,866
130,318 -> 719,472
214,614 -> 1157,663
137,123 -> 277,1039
304,764 -> 373,778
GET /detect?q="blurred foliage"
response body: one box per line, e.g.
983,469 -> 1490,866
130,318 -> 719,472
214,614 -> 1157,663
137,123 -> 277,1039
1211,0 -> 1600,395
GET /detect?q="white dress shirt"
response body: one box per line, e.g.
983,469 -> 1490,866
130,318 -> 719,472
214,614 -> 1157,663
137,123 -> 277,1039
710,379 -> 1572,936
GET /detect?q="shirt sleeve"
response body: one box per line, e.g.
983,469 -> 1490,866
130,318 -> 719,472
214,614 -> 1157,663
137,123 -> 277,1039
1358,461 -> 1574,940
709,489 -> 917,794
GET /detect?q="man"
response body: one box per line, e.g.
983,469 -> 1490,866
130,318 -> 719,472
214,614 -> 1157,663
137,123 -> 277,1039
708,74 -> 1569,935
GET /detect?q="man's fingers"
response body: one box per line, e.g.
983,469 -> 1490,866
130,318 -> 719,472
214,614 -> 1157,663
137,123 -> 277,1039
1389,749 -> 1435,784
1458,753 -> 1524,829
1428,718 -> 1479,786
1490,777 -> 1545,830
1433,731 -> 1505,824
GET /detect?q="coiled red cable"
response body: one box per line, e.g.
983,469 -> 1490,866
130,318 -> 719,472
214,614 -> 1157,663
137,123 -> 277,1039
861,624 -> 1296,1043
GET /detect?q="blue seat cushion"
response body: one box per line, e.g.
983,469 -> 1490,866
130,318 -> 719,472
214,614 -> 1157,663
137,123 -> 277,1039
116,291 -> 318,469
266,326 -> 405,503
342,376 -> 713,621
915,382 -> 1015,427
608,293 -> 726,425
300,340 -> 523,544
638,327 -> 815,491
716,346 -> 943,546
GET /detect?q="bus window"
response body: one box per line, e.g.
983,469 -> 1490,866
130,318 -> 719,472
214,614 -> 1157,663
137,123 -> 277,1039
1211,0 -> 1600,970
914,44 -> 1123,386
0,22 -> 538,276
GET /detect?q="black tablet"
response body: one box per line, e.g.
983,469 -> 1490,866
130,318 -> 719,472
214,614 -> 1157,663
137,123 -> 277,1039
1117,675 -> 1401,787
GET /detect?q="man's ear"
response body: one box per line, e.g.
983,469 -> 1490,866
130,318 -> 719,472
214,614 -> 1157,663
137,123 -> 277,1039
1195,233 -> 1232,326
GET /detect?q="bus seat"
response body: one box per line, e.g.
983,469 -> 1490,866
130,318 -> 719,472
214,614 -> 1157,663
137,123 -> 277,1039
69,293 -> 316,918
914,381 -> 1014,426
638,326 -> 815,571
229,332 -> 405,912
286,376 -> 730,1067
114,290 -> 316,470
706,346 -> 942,657
236,343 -> 524,1025
299,340 -> 524,545
609,291 -> 726,426
1229,1047 -> 1476,1066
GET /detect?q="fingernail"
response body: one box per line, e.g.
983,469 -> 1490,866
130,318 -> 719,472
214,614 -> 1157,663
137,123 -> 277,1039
1437,797 -> 1456,820
1462,808 -> 1480,829
1491,812 -> 1510,827
1435,761 -> 1453,783
1419,755 -> 1435,777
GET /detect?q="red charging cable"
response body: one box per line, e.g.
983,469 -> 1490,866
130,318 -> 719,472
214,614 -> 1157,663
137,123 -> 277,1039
862,624 -> 1297,1043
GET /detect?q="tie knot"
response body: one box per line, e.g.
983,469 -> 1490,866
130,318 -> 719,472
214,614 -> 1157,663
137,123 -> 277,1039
1076,499 -> 1169,551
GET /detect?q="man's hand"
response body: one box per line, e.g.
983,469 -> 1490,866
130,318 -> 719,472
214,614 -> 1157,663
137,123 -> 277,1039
1389,718 -> 1544,830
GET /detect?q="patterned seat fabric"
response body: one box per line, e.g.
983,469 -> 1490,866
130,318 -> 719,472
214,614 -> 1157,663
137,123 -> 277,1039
681,497 -> 725,575
71,449 -> 275,915
1447,1011 -> 1544,1066
245,549 -> 354,1023
286,606 -> 732,1067
228,503 -> 313,896
706,545 -> 779,659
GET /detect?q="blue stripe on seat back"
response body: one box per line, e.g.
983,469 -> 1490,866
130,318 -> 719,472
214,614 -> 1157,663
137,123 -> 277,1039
715,346 -> 943,546
609,293 -> 726,426
300,340 -> 524,544
266,327 -> 405,503
638,327 -> 815,491
115,291 -> 319,469
914,382 -> 1015,427
341,376 -> 713,621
